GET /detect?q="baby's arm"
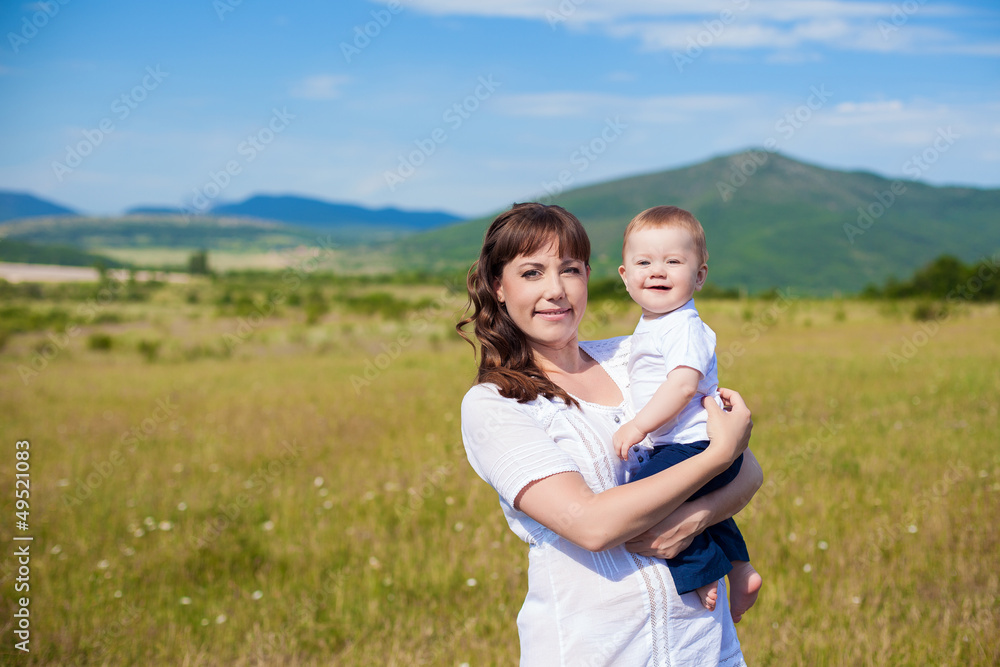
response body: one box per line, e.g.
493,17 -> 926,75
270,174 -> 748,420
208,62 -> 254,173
613,366 -> 702,460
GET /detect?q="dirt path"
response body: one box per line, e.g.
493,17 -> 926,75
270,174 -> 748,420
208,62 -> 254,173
0,262 -> 190,284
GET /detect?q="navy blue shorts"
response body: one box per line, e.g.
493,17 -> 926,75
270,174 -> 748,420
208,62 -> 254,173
631,442 -> 749,594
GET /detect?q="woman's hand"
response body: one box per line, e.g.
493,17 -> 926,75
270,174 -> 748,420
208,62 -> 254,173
703,387 -> 752,468
627,449 -> 763,559
625,502 -> 710,558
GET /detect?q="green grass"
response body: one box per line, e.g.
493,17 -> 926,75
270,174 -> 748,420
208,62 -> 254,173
0,285 -> 997,665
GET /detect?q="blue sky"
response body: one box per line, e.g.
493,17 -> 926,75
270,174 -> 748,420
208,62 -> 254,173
1,0 -> 998,218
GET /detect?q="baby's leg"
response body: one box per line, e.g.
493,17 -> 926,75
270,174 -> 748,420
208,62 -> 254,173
727,561 -> 762,624
695,579 -> 719,611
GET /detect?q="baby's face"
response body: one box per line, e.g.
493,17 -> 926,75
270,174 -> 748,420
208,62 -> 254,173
619,226 -> 707,318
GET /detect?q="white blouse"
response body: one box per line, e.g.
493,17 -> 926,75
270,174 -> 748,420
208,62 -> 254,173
461,336 -> 746,667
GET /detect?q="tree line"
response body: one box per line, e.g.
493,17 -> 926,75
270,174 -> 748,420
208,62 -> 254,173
862,254 -> 1000,301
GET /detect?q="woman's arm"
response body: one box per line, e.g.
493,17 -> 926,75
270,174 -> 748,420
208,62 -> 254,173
516,390 -> 752,552
625,449 -> 762,558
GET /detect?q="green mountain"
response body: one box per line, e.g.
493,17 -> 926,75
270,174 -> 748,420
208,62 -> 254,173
390,151 -> 1000,294
0,214 -> 320,253
0,212 -> 457,254
0,239 -> 129,268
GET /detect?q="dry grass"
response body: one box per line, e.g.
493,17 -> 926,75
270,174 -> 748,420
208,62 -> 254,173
0,287 -> 997,665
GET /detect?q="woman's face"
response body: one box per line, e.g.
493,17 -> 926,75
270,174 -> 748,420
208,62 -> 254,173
494,238 -> 590,353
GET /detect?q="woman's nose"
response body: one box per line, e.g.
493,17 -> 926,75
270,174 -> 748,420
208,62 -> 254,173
543,274 -> 566,299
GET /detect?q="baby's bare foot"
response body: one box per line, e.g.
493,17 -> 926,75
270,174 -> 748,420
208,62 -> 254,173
695,580 -> 718,611
728,561 -> 762,624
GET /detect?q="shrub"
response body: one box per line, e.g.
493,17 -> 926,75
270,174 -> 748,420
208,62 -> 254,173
234,295 -> 257,317
340,292 -> 407,319
304,289 -> 329,325
93,312 -> 122,325
913,301 -> 948,322
0,305 -> 72,333
88,333 -> 114,351
137,339 -> 161,362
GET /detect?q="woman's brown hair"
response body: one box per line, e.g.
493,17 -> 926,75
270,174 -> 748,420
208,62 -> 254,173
456,202 -> 590,407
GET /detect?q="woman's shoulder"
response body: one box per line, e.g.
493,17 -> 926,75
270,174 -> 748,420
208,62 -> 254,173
461,382 -> 564,426
580,335 -> 631,368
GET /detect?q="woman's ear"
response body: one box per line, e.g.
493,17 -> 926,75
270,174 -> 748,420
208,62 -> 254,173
493,277 -> 505,304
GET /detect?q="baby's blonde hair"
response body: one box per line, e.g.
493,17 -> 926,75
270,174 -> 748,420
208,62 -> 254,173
622,206 -> 708,265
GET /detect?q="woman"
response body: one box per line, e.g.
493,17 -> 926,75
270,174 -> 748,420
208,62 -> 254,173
457,202 -> 761,665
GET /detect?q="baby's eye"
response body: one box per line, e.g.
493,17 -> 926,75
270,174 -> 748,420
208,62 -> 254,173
668,259 -> 681,265
636,260 -> 650,266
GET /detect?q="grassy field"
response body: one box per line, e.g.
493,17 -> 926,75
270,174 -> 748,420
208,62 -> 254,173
0,277 -> 998,665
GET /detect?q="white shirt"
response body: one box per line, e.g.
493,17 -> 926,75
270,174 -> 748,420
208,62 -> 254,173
628,299 -> 722,446
461,336 -> 746,667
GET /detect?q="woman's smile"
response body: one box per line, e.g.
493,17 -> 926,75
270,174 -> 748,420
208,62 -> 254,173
535,307 -> 571,320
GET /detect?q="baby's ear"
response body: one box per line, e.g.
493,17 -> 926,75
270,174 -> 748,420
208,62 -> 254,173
618,264 -> 627,284
695,264 -> 708,290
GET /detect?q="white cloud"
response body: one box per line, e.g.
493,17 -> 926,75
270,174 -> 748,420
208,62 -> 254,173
370,0 -> 913,22
939,41 -> 1000,57
606,17 -> 991,55
290,74 -> 351,100
369,0 -> 998,56
808,98 -> 994,152
764,51 -> 824,64
835,100 -> 903,114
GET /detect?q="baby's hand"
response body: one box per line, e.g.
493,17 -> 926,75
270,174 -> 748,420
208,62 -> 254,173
613,421 -> 646,461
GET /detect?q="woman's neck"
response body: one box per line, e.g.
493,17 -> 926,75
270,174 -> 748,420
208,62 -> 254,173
531,338 -> 588,377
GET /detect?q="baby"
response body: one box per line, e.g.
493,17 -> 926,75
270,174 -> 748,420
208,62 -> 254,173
613,205 -> 761,622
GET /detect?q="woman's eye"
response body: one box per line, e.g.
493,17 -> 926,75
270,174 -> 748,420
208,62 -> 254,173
563,266 -> 581,274
521,270 -> 540,278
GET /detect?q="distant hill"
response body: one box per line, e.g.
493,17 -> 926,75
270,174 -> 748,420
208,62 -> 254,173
0,191 -> 77,222
389,151 -> 1000,294
208,194 -> 462,230
0,215 -> 318,253
0,194 -> 466,253
125,194 -> 463,232
125,206 -> 185,215
0,239 -> 129,268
